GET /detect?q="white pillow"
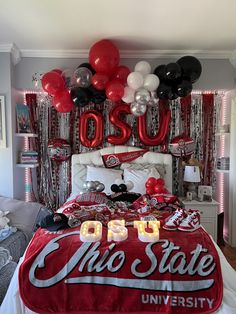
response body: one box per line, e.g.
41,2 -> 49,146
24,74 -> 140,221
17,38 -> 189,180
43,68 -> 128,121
123,167 -> 160,194
86,166 -> 123,195
120,163 -> 165,178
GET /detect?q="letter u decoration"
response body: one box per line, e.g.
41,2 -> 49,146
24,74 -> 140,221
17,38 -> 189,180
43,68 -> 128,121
137,108 -> 171,146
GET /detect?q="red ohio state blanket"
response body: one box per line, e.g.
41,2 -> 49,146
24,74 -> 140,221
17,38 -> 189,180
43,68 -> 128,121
19,226 -> 223,314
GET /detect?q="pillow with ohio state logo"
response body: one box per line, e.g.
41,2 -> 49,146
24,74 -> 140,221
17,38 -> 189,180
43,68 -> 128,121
57,192 -> 111,214
150,193 -> 178,206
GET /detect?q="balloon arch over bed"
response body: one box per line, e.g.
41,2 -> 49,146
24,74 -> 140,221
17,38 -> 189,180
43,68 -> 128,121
26,39 -> 222,209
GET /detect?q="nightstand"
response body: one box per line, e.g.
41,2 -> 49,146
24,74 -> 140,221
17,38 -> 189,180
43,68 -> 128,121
180,198 -> 219,242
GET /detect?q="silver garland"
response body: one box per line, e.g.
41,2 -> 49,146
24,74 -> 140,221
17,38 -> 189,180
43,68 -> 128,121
37,94 -> 55,209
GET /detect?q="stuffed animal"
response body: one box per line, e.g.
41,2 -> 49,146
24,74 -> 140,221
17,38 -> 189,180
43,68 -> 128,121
0,211 -> 10,229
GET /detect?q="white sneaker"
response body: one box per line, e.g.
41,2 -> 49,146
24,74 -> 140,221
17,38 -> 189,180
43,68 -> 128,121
163,208 -> 186,231
178,210 -> 201,232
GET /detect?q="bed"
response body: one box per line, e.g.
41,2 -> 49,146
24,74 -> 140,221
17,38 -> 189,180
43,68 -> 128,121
1,146 -> 236,314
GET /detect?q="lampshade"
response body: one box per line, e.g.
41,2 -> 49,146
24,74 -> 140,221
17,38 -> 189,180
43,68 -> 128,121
184,166 -> 201,183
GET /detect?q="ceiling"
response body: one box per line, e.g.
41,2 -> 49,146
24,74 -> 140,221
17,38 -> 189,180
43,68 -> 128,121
1,0 -> 236,59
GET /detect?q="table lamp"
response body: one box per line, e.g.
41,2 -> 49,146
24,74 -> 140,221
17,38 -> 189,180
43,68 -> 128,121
183,165 -> 201,200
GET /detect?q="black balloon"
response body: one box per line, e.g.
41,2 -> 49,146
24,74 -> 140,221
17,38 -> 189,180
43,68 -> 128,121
175,79 -> 192,97
111,184 -> 119,193
88,86 -> 106,104
78,62 -> 96,75
168,90 -> 178,100
177,56 -> 202,83
156,83 -> 172,100
71,87 -> 91,107
165,63 -> 182,81
153,64 -> 166,81
118,184 -> 127,192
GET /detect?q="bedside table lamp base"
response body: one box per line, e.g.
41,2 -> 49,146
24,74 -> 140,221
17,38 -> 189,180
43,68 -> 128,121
186,182 -> 198,200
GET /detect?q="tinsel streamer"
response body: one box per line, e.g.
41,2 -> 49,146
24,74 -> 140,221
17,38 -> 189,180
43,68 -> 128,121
190,94 -> 203,162
211,94 -> 222,193
180,95 -> 191,136
37,94 -> 55,209
103,100 -> 113,147
58,113 -> 71,205
159,100 -> 170,153
25,93 -> 38,133
169,99 -> 181,195
202,93 -> 215,185
146,103 -> 158,152
73,107 -> 80,153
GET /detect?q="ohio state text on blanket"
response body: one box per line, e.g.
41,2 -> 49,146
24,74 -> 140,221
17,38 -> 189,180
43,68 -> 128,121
19,225 -> 222,313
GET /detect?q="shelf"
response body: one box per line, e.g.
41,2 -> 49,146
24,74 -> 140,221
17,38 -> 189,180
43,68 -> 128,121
215,132 -> 230,136
16,163 -> 39,168
15,133 -> 38,138
216,169 -> 230,173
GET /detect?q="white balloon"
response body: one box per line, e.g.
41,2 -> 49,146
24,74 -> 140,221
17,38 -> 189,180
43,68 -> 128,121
115,178 -> 124,185
126,180 -> 134,191
127,72 -> 144,90
143,74 -> 160,92
134,61 -> 151,77
122,86 -> 135,103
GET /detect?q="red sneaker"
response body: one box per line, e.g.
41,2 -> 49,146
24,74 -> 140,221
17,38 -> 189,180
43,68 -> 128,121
162,208 -> 186,231
178,210 -> 201,232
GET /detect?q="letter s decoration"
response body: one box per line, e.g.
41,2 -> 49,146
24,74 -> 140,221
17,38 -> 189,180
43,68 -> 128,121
137,105 -> 171,146
107,104 -> 132,145
79,110 -> 104,148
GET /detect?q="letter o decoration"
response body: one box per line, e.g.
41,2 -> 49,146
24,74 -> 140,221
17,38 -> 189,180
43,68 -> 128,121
79,110 -> 104,148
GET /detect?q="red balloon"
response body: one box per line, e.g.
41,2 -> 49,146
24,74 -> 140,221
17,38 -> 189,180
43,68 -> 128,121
52,90 -> 74,113
52,69 -> 63,75
111,65 -> 130,85
156,178 -> 165,186
106,80 -> 124,102
79,110 -> 104,148
41,71 -> 65,96
137,108 -> 171,146
146,187 -> 155,195
162,188 -> 169,194
89,39 -> 120,74
107,104 -> 132,145
154,184 -> 166,194
146,177 -> 157,187
91,73 -> 109,90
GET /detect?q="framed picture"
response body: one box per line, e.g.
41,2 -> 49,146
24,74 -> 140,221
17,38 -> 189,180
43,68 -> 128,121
16,104 -> 31,133
0,95 -> 6,148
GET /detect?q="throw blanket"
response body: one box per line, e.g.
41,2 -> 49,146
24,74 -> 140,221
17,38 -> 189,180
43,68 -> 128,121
0,226 -> 17,242
0,247 -> 12,271
19,226 -> 223,314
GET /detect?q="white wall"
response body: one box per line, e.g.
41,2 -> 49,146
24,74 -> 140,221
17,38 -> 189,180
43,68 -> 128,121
0,52 -> 14,197
15,57 -> 236,91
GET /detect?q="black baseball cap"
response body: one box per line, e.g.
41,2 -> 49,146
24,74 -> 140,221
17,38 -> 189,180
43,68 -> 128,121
40,213 -> 69,231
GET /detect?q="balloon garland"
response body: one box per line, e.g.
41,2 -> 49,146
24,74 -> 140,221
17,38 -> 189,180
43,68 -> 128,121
40,39 -> 202,148
41,39 -> 202,113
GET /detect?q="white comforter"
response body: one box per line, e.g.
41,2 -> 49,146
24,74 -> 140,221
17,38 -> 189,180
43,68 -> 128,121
1,242 -> 236,314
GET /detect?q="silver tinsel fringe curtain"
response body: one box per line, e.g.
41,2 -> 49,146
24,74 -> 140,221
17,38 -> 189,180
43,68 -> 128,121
33,93 -> 222,209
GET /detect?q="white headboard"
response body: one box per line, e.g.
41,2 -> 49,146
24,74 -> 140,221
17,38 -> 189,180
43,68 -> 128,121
71,146 -> 173,194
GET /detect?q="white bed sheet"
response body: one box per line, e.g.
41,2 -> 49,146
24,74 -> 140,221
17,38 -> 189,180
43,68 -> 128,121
1,241 -> 236,314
